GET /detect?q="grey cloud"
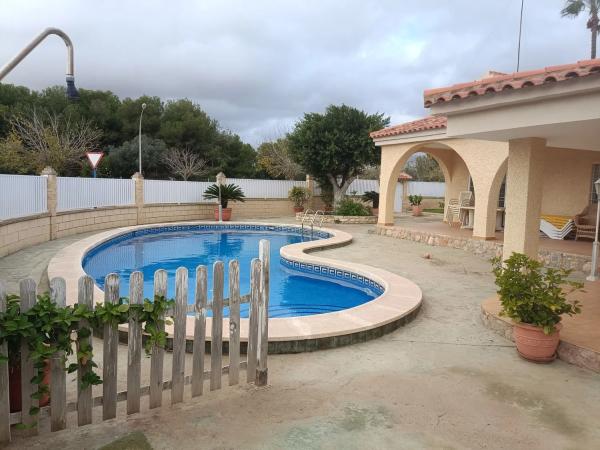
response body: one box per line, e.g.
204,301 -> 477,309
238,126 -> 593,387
0,0 -> 592,145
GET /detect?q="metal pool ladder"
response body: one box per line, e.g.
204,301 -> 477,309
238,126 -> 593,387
301,209 -> 325,238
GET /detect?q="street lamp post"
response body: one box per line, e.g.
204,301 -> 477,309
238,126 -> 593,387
216,172 -> 226,223
587,178 -> 600,282
138,103 -> 147,175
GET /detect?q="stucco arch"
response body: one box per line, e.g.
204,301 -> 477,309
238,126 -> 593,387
378,138 -> 509,239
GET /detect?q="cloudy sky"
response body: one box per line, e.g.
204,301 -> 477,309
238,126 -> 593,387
0,0 -> 594,145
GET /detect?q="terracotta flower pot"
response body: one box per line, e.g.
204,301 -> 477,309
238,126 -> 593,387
9,360 -> 51,413
513,322 -> 562,363
293,206 -> 304,213
371,208 -> 379,216
213,207 -> 232,221
411,205 -> 423,216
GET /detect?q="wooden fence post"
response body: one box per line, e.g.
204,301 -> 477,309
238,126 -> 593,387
210,261 -> 224,391
171,267 -> 188,404
102,273 -> 120,421
256,240 -> 270,386
0,281 -> 10,444
228,260 -> 240,386
19,278 -> 37,434
49,278 -> 67,431
191,265 -> 207,397
127,271 -> 143,414
149,269 -> 167,409
246,259 -> 261,383
77,275 -> 94,426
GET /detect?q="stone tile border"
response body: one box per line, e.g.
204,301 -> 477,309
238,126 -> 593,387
376,225 -> 593,272
48,221 -> 422,352
295,212 -> 377,224
480,297 -> 600,373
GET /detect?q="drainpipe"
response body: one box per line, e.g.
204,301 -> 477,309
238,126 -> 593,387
0,27 -> 79,100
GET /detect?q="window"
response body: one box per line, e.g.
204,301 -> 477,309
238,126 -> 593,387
591,164 -> 600,204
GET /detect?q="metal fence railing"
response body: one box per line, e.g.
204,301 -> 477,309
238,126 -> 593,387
0,174 -> 47,220
57,177 -> 135,212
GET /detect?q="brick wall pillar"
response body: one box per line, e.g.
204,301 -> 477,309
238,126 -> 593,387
41,166 -> 58,240
132,172 -> 144,225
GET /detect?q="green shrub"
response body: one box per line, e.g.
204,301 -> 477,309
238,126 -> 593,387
491,252 -> 583,334
288,186 -> 310,207
335,198 -> 371,216
408,194 -> 422,206
362,191 -> 379,209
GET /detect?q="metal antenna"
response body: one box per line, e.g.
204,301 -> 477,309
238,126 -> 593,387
516,0 -> 525,72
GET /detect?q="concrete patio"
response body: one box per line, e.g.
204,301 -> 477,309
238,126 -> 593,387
1,220 -> 599,449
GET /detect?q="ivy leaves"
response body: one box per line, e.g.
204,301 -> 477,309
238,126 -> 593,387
0,292 -> 175,418
492,253 -> 583,334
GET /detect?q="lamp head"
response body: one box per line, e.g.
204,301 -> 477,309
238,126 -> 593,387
216,172 -> 226,185
141,103 -> 147,110
65,75 -> 79,101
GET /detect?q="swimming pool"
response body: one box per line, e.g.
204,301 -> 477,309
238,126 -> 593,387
82,224 -> 383,318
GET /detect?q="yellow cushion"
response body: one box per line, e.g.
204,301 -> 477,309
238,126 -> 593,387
540,215 -> 572,229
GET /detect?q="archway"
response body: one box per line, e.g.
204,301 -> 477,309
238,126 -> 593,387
378,139 -> 508,240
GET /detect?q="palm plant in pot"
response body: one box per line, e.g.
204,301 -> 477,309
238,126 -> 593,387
288,186 -> 310,213
203,183 -> 246,221
492,253 -> 583,362
408,194 -> 423,216
362,191 -> 379,216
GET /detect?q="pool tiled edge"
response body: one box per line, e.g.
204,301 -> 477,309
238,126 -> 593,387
48,221 -> 422,352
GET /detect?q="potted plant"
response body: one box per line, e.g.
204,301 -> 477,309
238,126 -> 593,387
492,253 -> 583,362
203,183 -> 246,221
362,191 -> 379,216
408,194 -> 423,216
288,186 -> 310,213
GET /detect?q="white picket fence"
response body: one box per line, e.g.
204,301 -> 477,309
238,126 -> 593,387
0,241 -> 270,443
144,179 -> 212,204
0,175 -> 47,220
228,178 -> 306,199
57,177 -> 135,211
0,173 -> 446,220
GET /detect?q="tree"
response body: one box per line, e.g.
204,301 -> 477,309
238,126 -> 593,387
404,154 -> 444,182
108,135 -> 169,179
163,147 -> 209,180
562,0 -> 600,58
288,104 -> 389,206
9,109 -> 102,175
257,137 -> 303,180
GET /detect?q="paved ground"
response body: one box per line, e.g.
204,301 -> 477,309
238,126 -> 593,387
2,220 -> 600,449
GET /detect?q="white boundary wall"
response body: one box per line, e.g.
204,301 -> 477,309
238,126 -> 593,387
0,173 -> 445,219
0,174 -> 47,220
144,179 -> 212,204
57,177 -> 135,211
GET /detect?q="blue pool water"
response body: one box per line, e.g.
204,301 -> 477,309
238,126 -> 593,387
82,226 -> 381,318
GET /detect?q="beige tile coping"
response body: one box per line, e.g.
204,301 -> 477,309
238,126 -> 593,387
47,221 -> 422,344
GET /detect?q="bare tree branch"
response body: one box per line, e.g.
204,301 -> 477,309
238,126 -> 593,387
163,147 -> 209,180
10,108 -> 102,175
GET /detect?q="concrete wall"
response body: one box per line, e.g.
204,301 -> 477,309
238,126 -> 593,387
0,198 -> 305,258
0,215 -> 51,257
541,147 -> 600,216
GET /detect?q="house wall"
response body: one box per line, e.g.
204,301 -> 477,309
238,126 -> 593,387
541,147 -> 600,216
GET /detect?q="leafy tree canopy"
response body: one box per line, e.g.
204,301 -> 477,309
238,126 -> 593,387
0,83 -> 257,179
288,104 -> 388,204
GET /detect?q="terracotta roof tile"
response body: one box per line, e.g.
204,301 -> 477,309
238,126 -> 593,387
370,116 -> 447,139
423,58 -> 600,107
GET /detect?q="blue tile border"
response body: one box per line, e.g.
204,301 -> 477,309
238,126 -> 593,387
83,223 -> 331,266
280,257 -> 385,296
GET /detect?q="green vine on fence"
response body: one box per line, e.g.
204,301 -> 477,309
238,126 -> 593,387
0,292 -> 175,419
